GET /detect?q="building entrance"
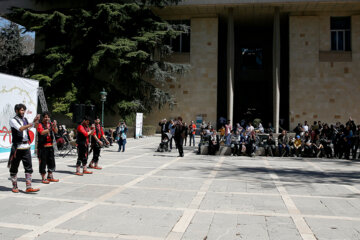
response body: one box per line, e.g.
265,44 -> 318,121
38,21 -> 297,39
233,26 -> 273,126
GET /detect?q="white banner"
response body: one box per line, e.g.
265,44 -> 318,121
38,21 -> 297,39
0,73 -> 39,160
135,112 -> 143,139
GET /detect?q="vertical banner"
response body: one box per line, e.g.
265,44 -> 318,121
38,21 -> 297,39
135,112 -> 143,139
0,73 -> 39,160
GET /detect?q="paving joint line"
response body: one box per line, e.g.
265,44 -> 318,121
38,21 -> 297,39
263,158 -> 317,240
165,156 -> 225,240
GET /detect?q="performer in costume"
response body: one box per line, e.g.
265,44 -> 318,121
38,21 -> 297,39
37,111 -> 59,184
75,116 -> 94,175
8,104 -> 40,193
89,117 -> 109,170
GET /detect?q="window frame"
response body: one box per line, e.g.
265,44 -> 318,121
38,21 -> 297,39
330,17 -> 351,51
168,20 -> 191,53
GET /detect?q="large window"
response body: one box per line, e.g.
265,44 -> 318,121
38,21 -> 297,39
168,20 -> 190,53
331,17 -> 351,51
240,48 -> 263,70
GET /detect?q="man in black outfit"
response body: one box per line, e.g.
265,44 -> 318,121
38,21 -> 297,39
174,116 -> 186,157
8,104 -> 40,193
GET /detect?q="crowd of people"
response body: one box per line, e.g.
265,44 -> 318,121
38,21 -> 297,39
158,117 -> 360,159
7,103 -> 128,193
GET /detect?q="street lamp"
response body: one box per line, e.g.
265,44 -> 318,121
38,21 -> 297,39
100,88 -> 107,127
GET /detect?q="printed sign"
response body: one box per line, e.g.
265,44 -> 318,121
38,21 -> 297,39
135,112 -> 143,139
0,73 -> 39,160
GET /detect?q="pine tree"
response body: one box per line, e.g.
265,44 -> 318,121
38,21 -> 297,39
7,0 -> 189,120
0,22 -> 24,75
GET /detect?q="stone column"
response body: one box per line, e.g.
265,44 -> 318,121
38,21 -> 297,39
227,8 -> 235,123
273,7 -> 280,133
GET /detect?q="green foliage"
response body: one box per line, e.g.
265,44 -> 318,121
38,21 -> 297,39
52,84 -> 78,118
0,22 -> 24,75
6,0 -> 188,119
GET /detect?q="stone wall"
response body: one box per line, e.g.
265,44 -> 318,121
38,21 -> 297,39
144,17 -> 218,129
289,15 -> 360,129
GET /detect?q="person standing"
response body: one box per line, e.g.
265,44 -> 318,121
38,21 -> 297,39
89,117 -> 109,169
225,120 -> 232,146
189,121 -> 196,146
37,111 -> 59,184
159,118 -> 167,140
8,104 -> 40,193
76,116 -> 94,175
174,117 -> 186,157
169,120 -> 176,150
183,122 -> 188,146
116,121 -> 128,152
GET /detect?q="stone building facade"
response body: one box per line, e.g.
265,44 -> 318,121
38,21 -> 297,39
147,1 -> 360,131
289,15 -> 360,129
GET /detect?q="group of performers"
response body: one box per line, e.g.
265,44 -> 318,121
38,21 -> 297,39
7,103 -> 108,193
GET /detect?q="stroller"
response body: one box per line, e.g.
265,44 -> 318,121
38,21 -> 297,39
156,132 -> 172,152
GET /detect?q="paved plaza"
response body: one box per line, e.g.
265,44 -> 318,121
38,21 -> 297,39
0,136 -> 360,240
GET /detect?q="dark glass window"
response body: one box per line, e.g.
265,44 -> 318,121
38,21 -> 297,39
168,20 -> 190,53
241,48 -> 263,70
330,17 -> 351,51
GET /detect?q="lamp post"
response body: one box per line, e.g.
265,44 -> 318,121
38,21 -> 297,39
100,88 -> 107,127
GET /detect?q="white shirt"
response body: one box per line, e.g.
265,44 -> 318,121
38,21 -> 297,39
9,117 -> 31,149
302,125 -> 309,132
246,125 -> 254,136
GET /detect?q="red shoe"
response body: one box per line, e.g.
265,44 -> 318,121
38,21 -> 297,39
88,165 -> 95,169
42,179 -> 50,184
83,170 -> 93,174
26,188 -> 40,193
94,166 -> 102,170
12,188 -> 19,193
75,172 -> 83,176
47,178 -> 59,182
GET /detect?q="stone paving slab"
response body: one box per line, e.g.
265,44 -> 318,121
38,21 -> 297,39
105,188 -> 198,208
0,227 -> 30,240
58,205 -> 183,239
0,136 -> 360,240
305,218 -> 360,240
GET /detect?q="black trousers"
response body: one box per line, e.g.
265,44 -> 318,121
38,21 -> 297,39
77,144 -> 89,166
92,145 -> 101,163
175,138 -> 184,156
9,148 -> 33,176
38,147 -> 56,174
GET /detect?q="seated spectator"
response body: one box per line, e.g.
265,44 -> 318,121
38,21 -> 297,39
265,133 -> 276,157
320,127 -> 332,158
246,122 -> 255,136
197,128 -> 211,154
219,125 -> 226,144
293,135 -> 302,157
293,123 -> 302,137
239,132 -> 247,155
265,122 -> 274,133
289,136 -> 295,156
312,134 -> 324,158
278,130 -> 290,157
302,131 -> 313,157
208,129 -> 220,155
246,131 -> 257,157
302,121 -> 309,133
257,122 -> 264,133
343,124 -> 353,159
311,121 -> 319,131
230,130 -> 240,156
